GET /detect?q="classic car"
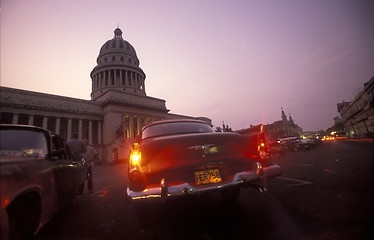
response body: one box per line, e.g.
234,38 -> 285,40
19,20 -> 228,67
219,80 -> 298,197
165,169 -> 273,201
0,124 -> 88,240
126,119 -> 282,203
267,139 -> 286,157
279,137 -> 313,151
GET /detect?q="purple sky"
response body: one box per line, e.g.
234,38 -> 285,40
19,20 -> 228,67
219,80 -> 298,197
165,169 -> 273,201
1,0 -> 373,131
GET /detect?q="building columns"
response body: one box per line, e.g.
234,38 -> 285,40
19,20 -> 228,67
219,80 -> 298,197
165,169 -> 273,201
129,116 -> 134,138
42,116 -> 48,129
125,70 -> 128,85
67,119 -> 72,140
28,115 -> 34,125
108,70 -> 112,85
137,117 -> 141,136
78,119 -> 83,139
12,114 -> 18,124
88,120 -> 93,145
55,118 -> 60,135
98,121 -> 102,145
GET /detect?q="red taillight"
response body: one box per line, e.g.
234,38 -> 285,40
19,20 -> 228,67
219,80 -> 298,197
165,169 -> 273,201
129,143 -> 141,167
128,143 -> 143,182
257,124 -> 267,160
130,151 -> 141,166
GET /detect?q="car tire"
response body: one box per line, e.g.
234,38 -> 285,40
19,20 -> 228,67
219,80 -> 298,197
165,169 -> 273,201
7,194 -> 41,240
220,187 -> 240,203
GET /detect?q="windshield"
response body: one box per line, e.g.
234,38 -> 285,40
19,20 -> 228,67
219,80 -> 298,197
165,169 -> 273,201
142,121 -> 214,139
0,129 -> 48,158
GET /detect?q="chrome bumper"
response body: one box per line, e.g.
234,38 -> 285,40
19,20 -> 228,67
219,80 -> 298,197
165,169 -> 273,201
126,164 -> 282,202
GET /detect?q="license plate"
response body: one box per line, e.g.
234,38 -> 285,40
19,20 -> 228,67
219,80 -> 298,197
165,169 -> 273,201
194,169 -> 222,185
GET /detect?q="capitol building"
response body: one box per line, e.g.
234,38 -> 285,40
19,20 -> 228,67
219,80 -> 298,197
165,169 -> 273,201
0,28 -> 210,162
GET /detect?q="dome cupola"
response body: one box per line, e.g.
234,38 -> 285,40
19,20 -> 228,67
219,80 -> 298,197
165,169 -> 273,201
98,28 -> 138,60
91,28 -> 146,100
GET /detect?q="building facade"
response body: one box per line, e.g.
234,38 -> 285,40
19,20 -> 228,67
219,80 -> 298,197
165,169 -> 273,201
264,108 -> 303,139
237,108 -> 303,140
0,28 -> 210,162
337,77 -> 374,138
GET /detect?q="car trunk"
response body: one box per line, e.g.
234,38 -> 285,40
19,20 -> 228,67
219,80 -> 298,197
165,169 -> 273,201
139,132 -> 258,187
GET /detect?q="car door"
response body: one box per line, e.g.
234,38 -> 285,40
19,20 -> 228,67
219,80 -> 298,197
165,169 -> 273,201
51,135 -> 84,207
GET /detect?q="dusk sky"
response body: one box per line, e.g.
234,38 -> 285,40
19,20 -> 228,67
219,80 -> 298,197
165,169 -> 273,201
1,0 -> 373,131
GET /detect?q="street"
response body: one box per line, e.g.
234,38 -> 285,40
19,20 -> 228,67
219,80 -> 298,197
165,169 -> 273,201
36,140 -> 373,240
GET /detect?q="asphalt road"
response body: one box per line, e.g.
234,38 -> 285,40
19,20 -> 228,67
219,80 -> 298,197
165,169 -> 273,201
36,140 -> 373,240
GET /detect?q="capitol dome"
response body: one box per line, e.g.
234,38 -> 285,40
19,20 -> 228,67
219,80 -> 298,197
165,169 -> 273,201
91,28 -> 146,100
98,28 -> 138,59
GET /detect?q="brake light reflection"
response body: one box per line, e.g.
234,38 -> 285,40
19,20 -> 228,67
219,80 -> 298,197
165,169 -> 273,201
2,197 -> 10,208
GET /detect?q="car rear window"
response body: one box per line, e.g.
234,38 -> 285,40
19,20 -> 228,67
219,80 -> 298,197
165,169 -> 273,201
142,122 -> 214,139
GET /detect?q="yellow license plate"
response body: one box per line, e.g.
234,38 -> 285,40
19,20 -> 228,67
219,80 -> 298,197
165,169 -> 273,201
194,169 -> 222,185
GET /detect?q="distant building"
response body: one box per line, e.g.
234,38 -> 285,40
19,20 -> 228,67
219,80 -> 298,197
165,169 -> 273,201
337,77 -> 374,138
237,108 -> 303,140
0,28 -> 210,162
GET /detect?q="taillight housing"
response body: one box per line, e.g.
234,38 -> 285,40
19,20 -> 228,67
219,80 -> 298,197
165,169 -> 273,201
128,143 -> 143,182
257,124 -> 268,160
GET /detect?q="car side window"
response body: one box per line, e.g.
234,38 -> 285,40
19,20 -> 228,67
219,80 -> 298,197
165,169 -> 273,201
51,135 -> 70,160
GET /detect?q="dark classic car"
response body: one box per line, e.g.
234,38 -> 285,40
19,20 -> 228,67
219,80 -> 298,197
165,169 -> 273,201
279,137 -> 313,151
0,125 -> 88,240
267,139 -> 286,157
126,119 -> 282,203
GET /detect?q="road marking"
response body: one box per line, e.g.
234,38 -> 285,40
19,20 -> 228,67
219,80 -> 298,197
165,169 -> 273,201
276,176 -> 313,187
95,180 -> 124,197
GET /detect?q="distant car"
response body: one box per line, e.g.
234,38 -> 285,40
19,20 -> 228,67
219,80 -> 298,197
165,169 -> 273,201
279,137 -> 313,151
267,140 -> 286,157
126,119 -> 282,204
306,138 -> 322,145
0,125 -> 88,240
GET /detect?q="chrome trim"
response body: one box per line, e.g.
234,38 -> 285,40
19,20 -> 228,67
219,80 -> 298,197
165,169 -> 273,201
263,164 -> 283,178
128,169 -> 253,201
188,144 -> 215,151
127,164 -> 282,202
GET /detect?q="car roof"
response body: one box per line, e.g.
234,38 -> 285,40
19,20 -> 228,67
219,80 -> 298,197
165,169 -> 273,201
279,137 -> 299,141
142,119 -> 209,130
0,124 -> 47,132
0,124 -> 62,138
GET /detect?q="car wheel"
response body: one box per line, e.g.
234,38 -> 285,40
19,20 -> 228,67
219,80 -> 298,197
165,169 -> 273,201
7,194 -> 41,240
220,187 -> 240,203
